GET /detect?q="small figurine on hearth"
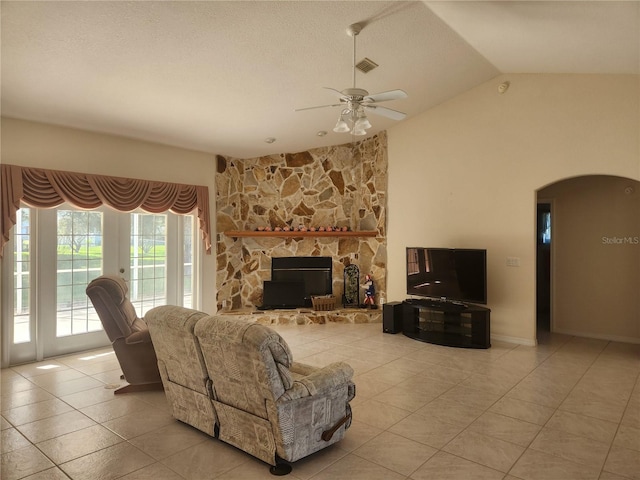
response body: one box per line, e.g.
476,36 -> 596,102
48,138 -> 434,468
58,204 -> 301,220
361,274 -> 377,308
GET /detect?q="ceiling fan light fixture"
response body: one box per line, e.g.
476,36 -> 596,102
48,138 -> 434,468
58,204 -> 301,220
333,117 -> 350,133
354,113 -> 371,130
351,126 -> 368,136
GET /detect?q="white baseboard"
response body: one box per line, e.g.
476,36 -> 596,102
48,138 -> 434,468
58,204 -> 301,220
490,334 -> 537,347
552,328 -> 640,345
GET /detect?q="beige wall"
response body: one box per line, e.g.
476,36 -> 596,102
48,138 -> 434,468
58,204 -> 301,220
0,117 -> 218,313
387,74 -> 640,345
3,73 -> 639,344
539,176 -> 640,342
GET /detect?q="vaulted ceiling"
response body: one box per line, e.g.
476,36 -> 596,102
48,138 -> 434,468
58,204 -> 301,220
2,1 -> 638,158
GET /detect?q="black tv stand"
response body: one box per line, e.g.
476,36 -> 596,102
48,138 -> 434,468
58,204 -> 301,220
402,299 -> 490,349
404,298 -> 468,311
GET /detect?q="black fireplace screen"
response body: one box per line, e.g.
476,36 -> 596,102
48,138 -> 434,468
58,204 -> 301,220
269,256 -> 332,308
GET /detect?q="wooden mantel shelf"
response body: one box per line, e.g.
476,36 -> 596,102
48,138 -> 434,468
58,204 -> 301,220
225,230 -> 377,238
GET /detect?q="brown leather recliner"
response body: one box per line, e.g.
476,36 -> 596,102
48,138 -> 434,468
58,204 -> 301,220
86,275 -> 162,394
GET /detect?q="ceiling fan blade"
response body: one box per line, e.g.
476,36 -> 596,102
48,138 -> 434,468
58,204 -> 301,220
295,103 -> 343,112
364,104 -> 407,121
363,89 -> 408,103
323,87 -> 346,98
295,87 -> 346,112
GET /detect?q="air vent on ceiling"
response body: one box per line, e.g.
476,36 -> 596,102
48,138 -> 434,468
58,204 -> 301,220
355,57 -> 378,73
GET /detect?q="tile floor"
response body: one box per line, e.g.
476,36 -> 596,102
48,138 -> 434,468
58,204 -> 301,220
1,322 -> 639,480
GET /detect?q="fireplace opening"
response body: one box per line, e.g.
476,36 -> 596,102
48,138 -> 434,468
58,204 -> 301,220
261,257 -> 332,309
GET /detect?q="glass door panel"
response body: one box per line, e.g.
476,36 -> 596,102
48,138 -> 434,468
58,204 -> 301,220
182,215 -> 194,308
2,208 -> 37,366
13,208 -> 32,344
130,213 -> 167,315
42,208 -> 109,357
56,210 -> 104,337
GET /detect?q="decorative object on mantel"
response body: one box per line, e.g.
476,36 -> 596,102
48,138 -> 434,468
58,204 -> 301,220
224,230 -> 377,238
258,224 -> 349,232
343,264 -> 360,308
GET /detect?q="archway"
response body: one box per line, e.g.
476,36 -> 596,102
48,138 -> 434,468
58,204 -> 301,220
536,175 -> 640,344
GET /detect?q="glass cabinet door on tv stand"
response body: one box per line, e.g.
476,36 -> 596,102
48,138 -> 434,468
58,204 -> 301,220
401,301 -> 491,349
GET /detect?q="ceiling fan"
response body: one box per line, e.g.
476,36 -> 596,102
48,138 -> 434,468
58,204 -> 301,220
296,22 -> 408,136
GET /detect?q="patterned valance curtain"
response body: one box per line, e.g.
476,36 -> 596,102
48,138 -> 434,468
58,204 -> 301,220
1,164 -> 211,257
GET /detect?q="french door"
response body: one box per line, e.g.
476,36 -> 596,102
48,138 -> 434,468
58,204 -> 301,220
2,204 -> 198,366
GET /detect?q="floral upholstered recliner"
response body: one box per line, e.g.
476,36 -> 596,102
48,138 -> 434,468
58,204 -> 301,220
146,306 -> 355,474
144,306 -> 217,437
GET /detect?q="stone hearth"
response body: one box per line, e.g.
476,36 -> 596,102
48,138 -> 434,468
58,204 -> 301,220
215,133 -> 388,322
216,308 -> 382,326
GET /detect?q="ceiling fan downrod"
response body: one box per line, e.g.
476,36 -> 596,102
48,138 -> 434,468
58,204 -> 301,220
346,23 -> 363,89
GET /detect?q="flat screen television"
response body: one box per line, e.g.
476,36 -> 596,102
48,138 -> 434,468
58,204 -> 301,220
406,247 -> 487,305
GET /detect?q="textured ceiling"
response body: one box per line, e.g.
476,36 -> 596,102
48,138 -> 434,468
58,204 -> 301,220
1,1 -> 638,158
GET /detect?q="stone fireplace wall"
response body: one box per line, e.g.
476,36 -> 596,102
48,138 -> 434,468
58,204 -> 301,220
215,132 -> 387,312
